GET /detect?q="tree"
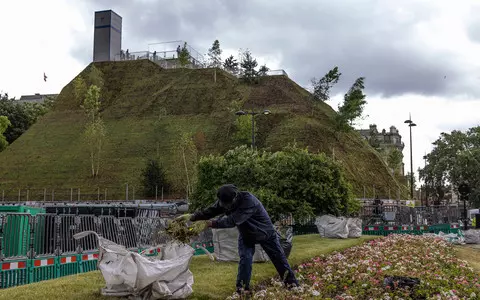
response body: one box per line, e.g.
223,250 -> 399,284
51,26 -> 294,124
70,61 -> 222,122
223,55 -> 239,76
0,116 -> 11,151
84,118 -> 106,177
258,65 -> 269,76
208,40 -> 223,83
178,42 -> 191,68
387,148 -> 403,175
405,172 -> 417,191
207,39 -> 222,68
311,67 -> 342,102
368,127 -> 381,149
88,65 -> 104,89
240,49 -> 258,83
81,85 -> 106,177
192,145 -> 359,221
81,85 -> 101,122
0,93 -> 51,144
73,76 -> 87,104
233,114 -> 254,146
335,77 -> 367,131
172,133 -> 198,198
142,159 -> 170,198
420,127 -> 480,207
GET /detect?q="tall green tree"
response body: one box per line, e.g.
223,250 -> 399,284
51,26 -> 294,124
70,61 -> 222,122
142,159 -> 170,197
84,118 -> 106,177
88,65 -> 104,89
207,39 -> 222,68
387,148 -> 403,175
208,40 -> 223,83
405,172 -> 417,191
223,55 -> 239,75
258,65 -> 269,76
81,85 -> 106,177
420,127 -> 480,206
178,42 -> 191,68
233,115 -> 254,146
311,66 -> 342,102
0,93 -> 51,144
172,133 -> 198,198
73,76 -> 87,104
240,49 -> 258,83
81,85 -> 101,122
335,77 -> 367,131
0,116 -> 11,151
368,127 -> 381,149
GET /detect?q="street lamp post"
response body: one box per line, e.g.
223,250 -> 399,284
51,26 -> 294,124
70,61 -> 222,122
404,114 -> 417,202
235,109 -> 271,149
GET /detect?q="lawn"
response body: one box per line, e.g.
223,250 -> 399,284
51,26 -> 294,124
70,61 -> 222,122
455,245 -> 480,273
0,235 -> 376,300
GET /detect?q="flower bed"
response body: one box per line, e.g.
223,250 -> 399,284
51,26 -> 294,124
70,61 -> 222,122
229,235 -> 479,299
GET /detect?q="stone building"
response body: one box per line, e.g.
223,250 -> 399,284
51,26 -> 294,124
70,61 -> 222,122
18,93 -> 58,104
357,124 -> 405,175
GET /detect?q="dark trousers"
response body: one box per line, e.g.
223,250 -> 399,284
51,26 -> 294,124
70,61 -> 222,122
237,233 -> 298,291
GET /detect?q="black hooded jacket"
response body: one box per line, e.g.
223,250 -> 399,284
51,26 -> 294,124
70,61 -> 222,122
191,191 -> 276,243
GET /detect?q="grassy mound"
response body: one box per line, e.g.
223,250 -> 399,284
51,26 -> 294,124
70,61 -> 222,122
0,60 -> 405,199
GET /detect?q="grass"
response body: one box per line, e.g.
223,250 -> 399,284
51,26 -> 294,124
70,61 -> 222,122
0,235 -> 377,300
0,60 -> 404,199
455,245 -> 480,274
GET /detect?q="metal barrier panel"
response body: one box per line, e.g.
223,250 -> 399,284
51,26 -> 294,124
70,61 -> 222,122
98,216 -> 121,245
192,241 -> 214,256
76,215 -> 98,252
31,257 -> 56,283
118,218 -> 137,249
33,214 -> 57,257
0,260 -> 28,288
135,217 -> 169,248
58,254 -> 79,277
80,253 -> 98,273
1,214 -> 31,259
58,215 -> 77,254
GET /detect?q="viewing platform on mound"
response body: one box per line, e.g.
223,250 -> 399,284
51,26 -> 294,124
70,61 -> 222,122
113,40 -> 288,77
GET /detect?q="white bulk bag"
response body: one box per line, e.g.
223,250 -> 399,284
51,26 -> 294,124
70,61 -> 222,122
315,215 -> 349,239
463,229 -> 480,244
73,231 -> 195,300
346,218 -> 363,238
211,228 -> 270,262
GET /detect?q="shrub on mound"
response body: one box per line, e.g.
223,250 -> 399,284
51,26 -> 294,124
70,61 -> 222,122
191,145 -> 359,221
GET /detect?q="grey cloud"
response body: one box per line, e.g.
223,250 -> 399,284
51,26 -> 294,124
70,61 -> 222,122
75,0 -> 478,98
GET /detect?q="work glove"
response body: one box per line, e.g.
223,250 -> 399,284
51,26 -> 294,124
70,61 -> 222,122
175,213 -> 192,222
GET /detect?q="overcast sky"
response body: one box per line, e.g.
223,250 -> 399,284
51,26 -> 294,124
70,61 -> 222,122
1,0 -> 480,185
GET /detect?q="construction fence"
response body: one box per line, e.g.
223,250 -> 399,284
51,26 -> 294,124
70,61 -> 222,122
0,213 -> 213,289
0,186 -> 171,202
359,205 -> 464,226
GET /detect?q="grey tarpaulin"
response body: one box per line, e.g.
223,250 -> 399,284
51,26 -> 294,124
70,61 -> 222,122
73,231 -> 195,299
315,215 -> 362,239
212,228 -> 270,262
275,225 -> 293,258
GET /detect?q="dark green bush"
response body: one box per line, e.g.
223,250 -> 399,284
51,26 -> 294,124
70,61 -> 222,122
191,145 -> 359,220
